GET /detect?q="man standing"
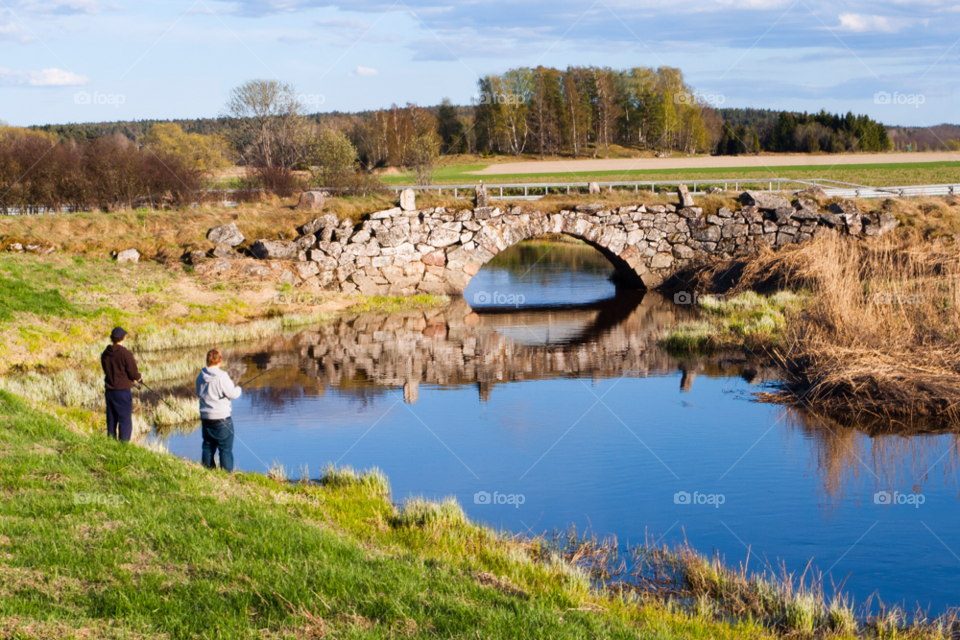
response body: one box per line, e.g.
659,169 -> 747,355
196,349 -> 241,472
100,327 -> 142,443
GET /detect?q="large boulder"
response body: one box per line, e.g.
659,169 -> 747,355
207,223 -> 245,247
740,190 -> 791,211
677,184 -> 695,208
399,188 -> 416,212
251,239 -> 298,260
296,191 -> 326,211
588,182 -> 601,195
117,248 -> 140,263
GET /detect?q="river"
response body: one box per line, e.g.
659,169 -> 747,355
160,240 -> 960,614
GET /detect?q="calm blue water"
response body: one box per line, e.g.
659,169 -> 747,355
161,242 -> 960,614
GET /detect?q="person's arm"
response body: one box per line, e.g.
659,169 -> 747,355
124,349 -> 142,383
221,373 -> 242,400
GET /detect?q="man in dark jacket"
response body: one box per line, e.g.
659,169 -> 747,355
100,327 -> 142,442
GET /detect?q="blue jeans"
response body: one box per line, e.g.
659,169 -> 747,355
201,417 -> 235,472
105,389 -> 133,442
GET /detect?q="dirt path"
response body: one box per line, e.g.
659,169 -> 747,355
470,152 -> 960,175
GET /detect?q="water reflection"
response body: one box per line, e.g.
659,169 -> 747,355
229,292 -> 771,409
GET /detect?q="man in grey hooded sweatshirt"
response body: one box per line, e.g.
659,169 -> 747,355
196,348 -> 241,471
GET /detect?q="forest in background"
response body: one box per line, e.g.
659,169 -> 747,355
28,65 -> 944,168
3,66 -> 957,212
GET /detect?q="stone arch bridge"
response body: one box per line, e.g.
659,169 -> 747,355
223,188 -> 898,296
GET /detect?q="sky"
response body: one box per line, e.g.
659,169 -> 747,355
0,0 -> 958,128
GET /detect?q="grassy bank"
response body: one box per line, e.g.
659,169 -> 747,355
0,251 -> 447,440
661,291 -> 808,354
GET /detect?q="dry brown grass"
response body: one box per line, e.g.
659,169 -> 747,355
702,230 -> 960,423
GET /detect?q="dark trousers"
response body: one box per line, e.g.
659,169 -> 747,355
105,389 -> 133,442
201,417 -> 235,472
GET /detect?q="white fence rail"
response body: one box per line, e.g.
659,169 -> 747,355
3,179 -> 958,215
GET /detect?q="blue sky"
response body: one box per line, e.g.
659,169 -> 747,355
1,0 -> 957,127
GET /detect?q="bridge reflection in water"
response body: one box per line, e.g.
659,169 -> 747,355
234,291 -> 775,405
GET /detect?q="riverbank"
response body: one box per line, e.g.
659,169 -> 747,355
661,226 -> 960,427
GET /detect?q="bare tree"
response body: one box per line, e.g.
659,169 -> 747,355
224,79 -> 309,170
406,133 -> 440,185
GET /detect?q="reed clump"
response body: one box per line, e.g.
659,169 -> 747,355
690,230 -> 960,423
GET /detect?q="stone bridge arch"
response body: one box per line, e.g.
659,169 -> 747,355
243,190 -> 899,297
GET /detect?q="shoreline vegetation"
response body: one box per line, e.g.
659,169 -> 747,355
661,227 -> 960,427
1,193 -> 959,636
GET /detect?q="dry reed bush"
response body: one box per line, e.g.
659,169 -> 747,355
722,231 -> 960,422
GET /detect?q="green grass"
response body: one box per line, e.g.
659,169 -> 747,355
380,160 -> 960,188
0,390 -> 776,639
661,291 -> 808,354
347,294 -> 449,314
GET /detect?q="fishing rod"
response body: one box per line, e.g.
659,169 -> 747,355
237,366 -> 277,388
136,380 -> 179,412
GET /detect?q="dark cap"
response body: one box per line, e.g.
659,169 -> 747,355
110,327 -> 128,342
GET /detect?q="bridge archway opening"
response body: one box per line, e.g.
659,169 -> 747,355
462,234 -> 641,309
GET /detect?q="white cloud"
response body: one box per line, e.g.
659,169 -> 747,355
349,65 -> 377,76
0,67 -> 87,86
16,0 -> 122,15
0,19 -> 35,42
28,68 -> 88,85
837,13 -> 899,32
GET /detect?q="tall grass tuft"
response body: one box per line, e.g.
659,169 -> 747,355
392,496 -> 466,528
320,463 -> 390,496
149,396 -> 200,427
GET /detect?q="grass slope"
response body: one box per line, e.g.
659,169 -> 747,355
0,391 -> 770,639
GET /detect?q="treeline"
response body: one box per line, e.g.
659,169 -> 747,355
716,108 -> 891,155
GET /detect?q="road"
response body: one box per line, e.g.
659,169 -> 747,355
470,152 -> 960,175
